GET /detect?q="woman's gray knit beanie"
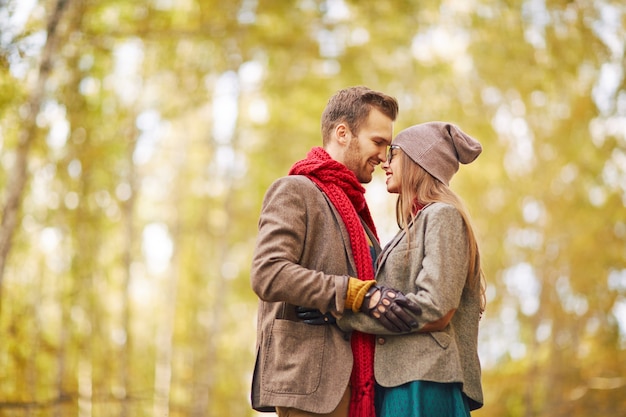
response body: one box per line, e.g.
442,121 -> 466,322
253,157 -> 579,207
393,122 -> 482,186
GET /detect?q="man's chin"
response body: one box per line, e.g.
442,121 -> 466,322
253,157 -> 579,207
358,174 -> 373,184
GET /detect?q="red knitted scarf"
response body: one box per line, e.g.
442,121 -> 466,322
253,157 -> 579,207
290,147 -> 377,417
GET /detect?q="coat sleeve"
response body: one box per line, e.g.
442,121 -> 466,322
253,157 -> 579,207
250,176 -> 350,313
408,204 -> 468,327
337,309 -> 390,334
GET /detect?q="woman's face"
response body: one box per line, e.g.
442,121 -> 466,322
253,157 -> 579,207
383,145 -> 402,194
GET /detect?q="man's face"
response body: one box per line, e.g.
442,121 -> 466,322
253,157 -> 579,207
343,108 -> 394,183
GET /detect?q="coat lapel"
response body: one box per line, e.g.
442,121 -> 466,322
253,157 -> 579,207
376,203 -> 434,272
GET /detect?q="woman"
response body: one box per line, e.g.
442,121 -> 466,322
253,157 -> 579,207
338,121 -> 486,416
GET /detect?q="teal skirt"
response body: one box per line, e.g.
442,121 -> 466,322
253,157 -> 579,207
375,381 -> 471,417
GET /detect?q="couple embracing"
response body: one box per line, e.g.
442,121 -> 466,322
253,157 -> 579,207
250,86 -> 485,417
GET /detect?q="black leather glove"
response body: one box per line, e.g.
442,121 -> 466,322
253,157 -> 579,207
361,286 -> 422,332
295,306 -> 337,325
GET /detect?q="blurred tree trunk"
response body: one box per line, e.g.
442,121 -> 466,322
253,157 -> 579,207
0,0 -> 69,316
119,125 -> 138,417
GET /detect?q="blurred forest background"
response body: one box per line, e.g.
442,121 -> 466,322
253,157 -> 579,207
0,0 -> 625,416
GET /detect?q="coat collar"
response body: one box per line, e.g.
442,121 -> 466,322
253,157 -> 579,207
376,202 -> 435,270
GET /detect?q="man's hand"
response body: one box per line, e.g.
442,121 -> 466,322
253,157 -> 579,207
295,306 -> 337,325
361,286 -> 422,332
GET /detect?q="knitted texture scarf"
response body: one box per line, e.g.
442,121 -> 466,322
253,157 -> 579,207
289,147 -> 377,417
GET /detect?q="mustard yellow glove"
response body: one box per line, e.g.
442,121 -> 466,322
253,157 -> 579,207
345,278 -> 377,312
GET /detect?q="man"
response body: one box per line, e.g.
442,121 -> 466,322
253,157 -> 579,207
250,86 -> 420,417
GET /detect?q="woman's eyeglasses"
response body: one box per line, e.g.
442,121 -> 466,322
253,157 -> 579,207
387,145 -> 400,163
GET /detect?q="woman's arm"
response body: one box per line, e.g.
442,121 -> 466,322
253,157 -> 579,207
418,308 -> 456,332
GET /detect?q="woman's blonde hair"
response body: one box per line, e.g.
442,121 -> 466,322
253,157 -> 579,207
395,152 -> 486,311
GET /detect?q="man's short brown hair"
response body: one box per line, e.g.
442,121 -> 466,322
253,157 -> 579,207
321,86 -> 399,146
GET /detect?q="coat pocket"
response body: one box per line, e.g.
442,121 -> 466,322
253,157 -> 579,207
429,330 -> 451,349
262,319 -> 326,394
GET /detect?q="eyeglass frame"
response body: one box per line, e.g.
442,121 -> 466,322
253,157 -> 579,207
387,145 -> 401,163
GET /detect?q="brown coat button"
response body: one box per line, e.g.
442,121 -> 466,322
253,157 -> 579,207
377,337 -> 386,345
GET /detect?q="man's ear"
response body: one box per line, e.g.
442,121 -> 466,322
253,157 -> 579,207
335,123 -> 350,145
